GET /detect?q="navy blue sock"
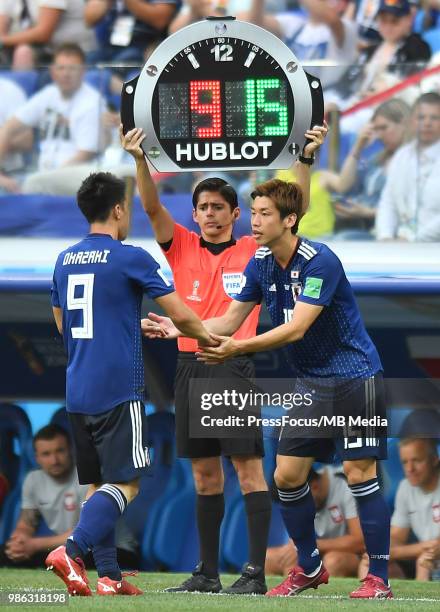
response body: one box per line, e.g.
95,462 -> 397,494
350,478 -> 390,583
92,530 -> 121,581
67,485 -> 127,559
278,483 -> 321,574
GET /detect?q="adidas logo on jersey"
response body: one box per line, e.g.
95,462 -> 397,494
255,247 -> 271,259
298,242 -> 317,261
269,284 -> 276,291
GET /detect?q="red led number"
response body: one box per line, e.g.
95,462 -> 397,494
190,80 -> 222,138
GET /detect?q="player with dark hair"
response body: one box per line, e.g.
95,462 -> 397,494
46,171 -> 213,596
146,177 -> 392,599
122,124 -> 326,594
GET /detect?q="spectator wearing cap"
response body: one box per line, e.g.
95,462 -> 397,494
338,0 -> 431,102
375,91 -> 440,241
0,0 -> 96,69
245,0 -> 358,90
266,468 -> 365,577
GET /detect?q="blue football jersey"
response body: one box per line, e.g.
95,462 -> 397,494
51,233 -> 174,415
236,238 -> 382,382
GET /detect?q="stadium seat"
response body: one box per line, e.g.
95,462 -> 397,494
127,410 -> 185,569
221,433 -> 279,571
0,70 -> 39,97
413,9 -> 426,34
84,68 -> 120,110
50,407 -> 72,437
399,408 -> 440,438
148,459 -> 199,571
380,438 -> 405,511
148,456 -> 246,572
0,404 -> 34,543
422,28 -> 440,53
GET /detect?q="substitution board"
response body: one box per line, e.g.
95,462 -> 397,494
121,16 -> 324,171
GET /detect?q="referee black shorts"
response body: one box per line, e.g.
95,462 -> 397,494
174,352 -> 264,459
68,401 -> 150,485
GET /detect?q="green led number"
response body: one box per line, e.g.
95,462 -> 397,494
244,79 -> 288,137
256,79 -> 288,136
245,80 -> 256,137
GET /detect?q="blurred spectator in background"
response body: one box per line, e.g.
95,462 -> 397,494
320,98 -> 410,239
13,107 -> 141,195
169,0 -> 226,32
85,0 -> 181,65
0,423 -> 140,569
169,0 -> 289,33
345,0 -> 382,45
0,0 -> 96,70
335,0 -> 431,106
0,76 -> 31,193
246,0 -> 358,89
0,43 -> 104,195
418,0 -> 440,31
389,438 -> 439,580
0,425 -> 86,568
266,468 -> 364,577
375,91 -> 440,241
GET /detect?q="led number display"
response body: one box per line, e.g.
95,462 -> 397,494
121,17 -> 323,171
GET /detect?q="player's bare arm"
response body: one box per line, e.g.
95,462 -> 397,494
141,299 -> 256,340
120,125 -> 174,243
203,299 -> 257,336
154,291 -> 215,346
197,301 -> 323,362
52,306 -> 62,335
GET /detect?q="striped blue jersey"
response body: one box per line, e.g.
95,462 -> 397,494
51,233 -> 174,415
236,238 -> 382,381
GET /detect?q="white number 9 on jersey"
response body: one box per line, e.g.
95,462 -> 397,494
67,274 -> 95,339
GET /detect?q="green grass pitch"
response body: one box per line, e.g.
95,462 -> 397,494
1,569 -> 439,611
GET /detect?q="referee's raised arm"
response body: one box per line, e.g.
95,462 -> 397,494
120,125 -> 174,243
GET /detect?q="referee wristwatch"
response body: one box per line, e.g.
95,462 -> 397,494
298,154 -> 315,165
